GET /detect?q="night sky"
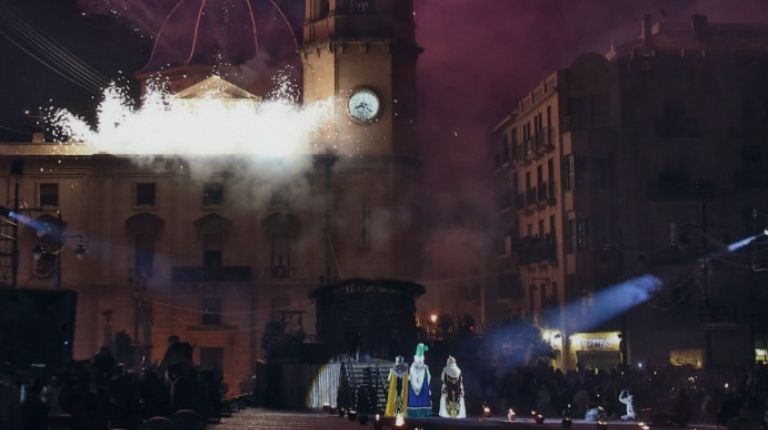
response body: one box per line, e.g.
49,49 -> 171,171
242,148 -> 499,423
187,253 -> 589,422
1,0 -> 768,277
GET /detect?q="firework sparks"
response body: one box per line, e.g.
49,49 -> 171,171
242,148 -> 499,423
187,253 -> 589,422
46,74 -> 337,158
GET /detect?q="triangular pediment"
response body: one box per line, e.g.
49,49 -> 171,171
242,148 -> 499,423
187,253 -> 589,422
174,75 -> 261,101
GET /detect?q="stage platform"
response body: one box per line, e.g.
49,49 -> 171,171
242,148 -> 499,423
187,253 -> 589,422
217,409 -> 719,430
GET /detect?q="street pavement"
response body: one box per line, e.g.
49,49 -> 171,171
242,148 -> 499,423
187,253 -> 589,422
216,409 -> 720,430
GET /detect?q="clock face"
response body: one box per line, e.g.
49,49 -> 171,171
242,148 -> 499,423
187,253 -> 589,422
348,89 -> 381,123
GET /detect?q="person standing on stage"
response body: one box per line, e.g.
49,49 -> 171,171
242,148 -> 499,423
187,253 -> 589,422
385,356 -> 410,417
407,343 -> 432,417
438,356 -> 466,418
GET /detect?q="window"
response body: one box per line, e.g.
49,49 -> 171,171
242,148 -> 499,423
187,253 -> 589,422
39,183 -> 59,207
203,233 -> 222,267
510,128 -> 518,161
536,165 -> 543,186
546,106 -> 553,145
351,0 -> 373,13
563,154 -> 575,192
576,219 -> 589,250
203,182 -> 224,206
566,218 -> 575,254
270,235 -> 291,278
202,299 -> 222,325
136,183 -> 156,206
319,0 -> 330,18
500,134 -> 510,164
550,215 -> 557,240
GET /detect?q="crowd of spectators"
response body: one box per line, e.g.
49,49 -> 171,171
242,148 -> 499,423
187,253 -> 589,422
493,362 -> 768,428
0,337 -> 230,430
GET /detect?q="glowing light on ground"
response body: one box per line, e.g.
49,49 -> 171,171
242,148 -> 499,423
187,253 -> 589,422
46,75 -> 337,158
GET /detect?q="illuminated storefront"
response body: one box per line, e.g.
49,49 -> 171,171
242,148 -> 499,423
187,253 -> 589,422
568,332 -> 622,370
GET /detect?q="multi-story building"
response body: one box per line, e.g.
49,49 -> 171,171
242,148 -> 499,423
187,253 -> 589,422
0,0 -> 422,393
492,14 -> 768,369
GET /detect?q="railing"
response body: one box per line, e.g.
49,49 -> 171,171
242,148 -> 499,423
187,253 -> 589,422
517,236 -> 557,264
548,181 -> 556,202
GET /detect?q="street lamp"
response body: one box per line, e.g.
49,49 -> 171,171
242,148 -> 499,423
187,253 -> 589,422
25,210 -> 88,288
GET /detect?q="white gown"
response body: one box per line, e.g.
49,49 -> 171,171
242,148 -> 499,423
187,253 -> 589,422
438,364 -> 466,418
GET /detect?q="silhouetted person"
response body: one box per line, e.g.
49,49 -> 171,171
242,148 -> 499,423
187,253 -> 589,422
21,380 -> 47,430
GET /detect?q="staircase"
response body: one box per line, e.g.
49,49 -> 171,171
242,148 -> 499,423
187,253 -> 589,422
338,361 -> 392,414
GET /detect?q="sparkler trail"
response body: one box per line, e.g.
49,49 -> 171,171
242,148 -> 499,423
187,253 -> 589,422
243,0 -> 260,53
268,0 -> 298,52
185,0 -> 209,65
142,0 -> 188,71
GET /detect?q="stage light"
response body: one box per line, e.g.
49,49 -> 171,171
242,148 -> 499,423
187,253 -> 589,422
348,409 -> 358,421
535,414 -> 545,424
597,420 -> 608,430
482,403 -> 492,417
507,408 -> 516,422
373,414 -> 383,429
641,426 -> 650,430
562,417 -> 573,428
430,313 -> 438,323
394,413 -> 405,428
637,362 -> 643,369
763,229 -> 768,236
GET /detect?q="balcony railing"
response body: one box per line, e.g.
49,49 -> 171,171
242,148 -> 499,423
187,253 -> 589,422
548,181 -> 556,202
172,266 -> 252,283
517,236 -> 557,265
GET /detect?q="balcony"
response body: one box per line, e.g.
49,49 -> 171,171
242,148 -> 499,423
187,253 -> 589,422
172,266 -> 252,283
548,181 -> 557,204
517,236 -> 557,265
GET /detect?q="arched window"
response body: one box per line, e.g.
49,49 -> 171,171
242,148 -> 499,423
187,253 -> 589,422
194,213 -> 232,268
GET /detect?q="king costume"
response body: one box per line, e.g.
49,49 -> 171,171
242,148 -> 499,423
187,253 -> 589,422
407,343 -> 432,417
384,356 -> 409,417
438,355 -> 466,418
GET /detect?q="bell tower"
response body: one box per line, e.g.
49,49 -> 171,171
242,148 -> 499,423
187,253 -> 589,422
301,0 -> 420,158
301,0 -> 422,280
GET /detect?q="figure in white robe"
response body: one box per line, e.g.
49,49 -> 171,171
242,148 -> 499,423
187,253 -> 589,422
619,389 -> 636,421
438,355 -> 466,418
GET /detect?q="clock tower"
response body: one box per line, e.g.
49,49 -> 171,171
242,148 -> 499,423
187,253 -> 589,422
302,0 -> 420,158
301,0 -> 422,280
